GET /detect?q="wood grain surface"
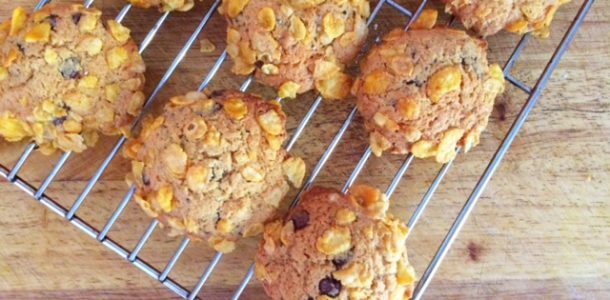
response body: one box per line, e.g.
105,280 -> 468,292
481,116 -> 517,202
1,0 -> 609,299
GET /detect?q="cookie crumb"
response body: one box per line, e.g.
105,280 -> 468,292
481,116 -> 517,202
200,38 -> 216,53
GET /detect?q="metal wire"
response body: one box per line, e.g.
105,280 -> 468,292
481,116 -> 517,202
386,154 -> 415,198
159,237 -> 191,281
34,0 -> 50,10
83,0 -> 96,8
97,185 -> 135,241
342,146 -> 373,193
7,143 -> 36,181
115,4 -> 132,23
34,151 -> 69,199
0,0 -> 594,299
405,154 -> 457,237
128,219 -> 159,262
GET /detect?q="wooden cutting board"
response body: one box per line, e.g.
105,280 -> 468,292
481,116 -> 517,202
1,0 -> 609,299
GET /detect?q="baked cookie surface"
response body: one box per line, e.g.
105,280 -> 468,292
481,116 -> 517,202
221,0 -> 370,100
442,0 -> 571,37
256,185 -> 416,300
125,90 -> 306,253
127,0 -> 195,12
0,4 -> 145,154
353,28 -> 505,163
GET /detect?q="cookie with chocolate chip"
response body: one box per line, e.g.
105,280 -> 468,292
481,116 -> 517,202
127,0 -> 195,12
0,4 -> 145,154
256,185 -> 416,300
442,0 -> 570,37
124,90 -> 306,253
353,28 -> 505,163
221,0 -> 370,100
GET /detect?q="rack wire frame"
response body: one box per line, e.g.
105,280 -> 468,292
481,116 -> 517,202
0,0 -> 594,299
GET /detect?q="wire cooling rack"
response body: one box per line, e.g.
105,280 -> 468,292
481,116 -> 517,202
0,0 -> 594,299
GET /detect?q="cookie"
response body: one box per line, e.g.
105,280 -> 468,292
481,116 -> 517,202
124,90 -> 306,253
256,185 -> 416,300
221,0 -> 370,100
127,0 -> 195,12
0,4 -> 145,154
353,28 -> 505,163
442,0 -> 571,37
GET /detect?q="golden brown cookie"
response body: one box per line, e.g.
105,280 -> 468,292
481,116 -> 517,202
127,0 -> 195,12
442,0 -> 571,37
0,4 -> 145,154
353,28 -> 505,163
221,0 -> 370,100
256,185 -> 416,300
124,90 -> 306,253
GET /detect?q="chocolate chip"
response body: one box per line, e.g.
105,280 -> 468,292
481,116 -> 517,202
209,90 -> 225,98
405,80 -> 424,87
331,257 -> 348,269
290,210 -> 309,231
254,60 -> 264,68
215,102 -> 223,111
17,43 -> 25,53
319,276 -> 341,298
196,102 -> 221,116
47,14 -> 59,30
331,250 -> 353,269
211,168 -> 227,181
60,57 -> 83,79
214,212 -> 222,226
307,297 -> 314,300
143,174 -> 151,186
72,13 -> 82,25
52,116 -> 67,126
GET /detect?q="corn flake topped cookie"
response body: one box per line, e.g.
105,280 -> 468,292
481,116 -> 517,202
442,0 -> 571,37
0,4 -> 145,154
221,0 -> 370,100
353,28 -> 505,163
256,185 -> 416,300
125,90 -> 306,252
